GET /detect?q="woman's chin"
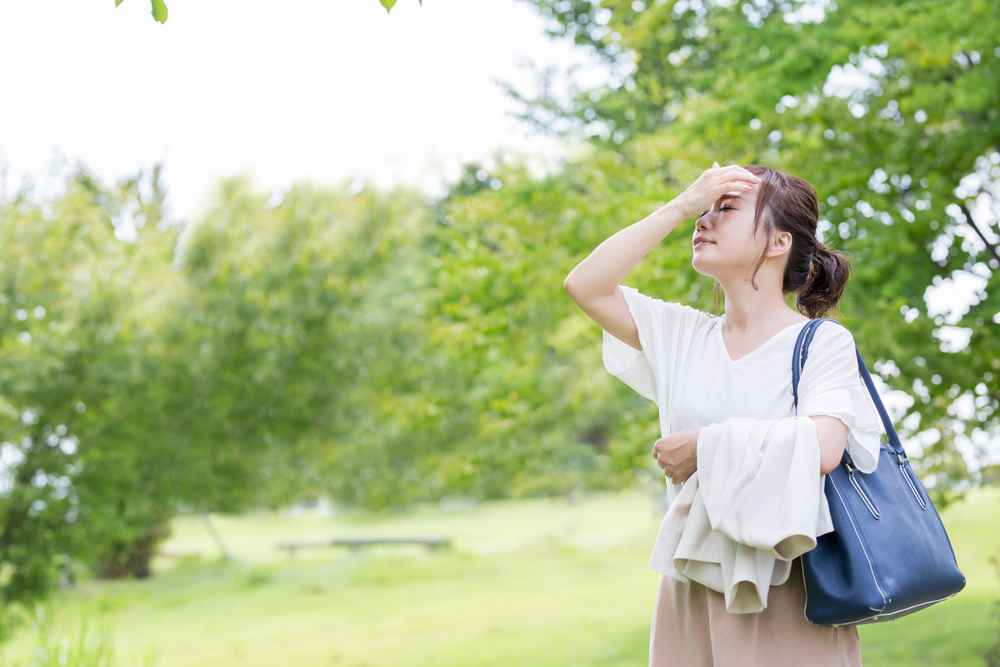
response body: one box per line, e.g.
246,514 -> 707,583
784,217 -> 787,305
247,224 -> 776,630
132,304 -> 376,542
691,256 -> 717,275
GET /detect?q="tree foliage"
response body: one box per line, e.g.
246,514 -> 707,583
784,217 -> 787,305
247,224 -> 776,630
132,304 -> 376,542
114,0 -> 167,23
0,167 -> 433,629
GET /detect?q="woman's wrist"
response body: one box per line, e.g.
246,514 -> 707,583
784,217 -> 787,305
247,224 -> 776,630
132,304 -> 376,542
638,197 -> 694,235
655,195 -> 698,223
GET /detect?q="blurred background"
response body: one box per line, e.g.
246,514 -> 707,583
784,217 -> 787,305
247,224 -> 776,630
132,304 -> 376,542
0,1 -> 997,665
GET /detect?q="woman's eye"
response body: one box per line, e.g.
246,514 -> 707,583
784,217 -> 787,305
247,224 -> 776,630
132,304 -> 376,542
698,210 -> 709,218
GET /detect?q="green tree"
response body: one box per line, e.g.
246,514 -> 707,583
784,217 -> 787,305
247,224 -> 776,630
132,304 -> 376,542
0,164 -> 435,630
164,175 -> 432,511
0,162 -> 180,631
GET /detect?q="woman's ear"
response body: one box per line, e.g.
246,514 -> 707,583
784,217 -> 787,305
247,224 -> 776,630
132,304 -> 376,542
768,229 -> 794,259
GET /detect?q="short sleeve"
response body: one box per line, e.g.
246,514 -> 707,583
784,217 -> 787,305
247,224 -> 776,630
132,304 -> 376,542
796,322 -> 885,474
601,284 -> 712,404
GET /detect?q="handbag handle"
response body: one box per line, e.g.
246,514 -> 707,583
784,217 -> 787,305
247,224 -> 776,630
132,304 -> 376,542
792,318 -> 905,462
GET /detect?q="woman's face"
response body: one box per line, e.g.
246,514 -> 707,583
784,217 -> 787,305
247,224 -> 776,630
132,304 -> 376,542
690,183 -> 785,279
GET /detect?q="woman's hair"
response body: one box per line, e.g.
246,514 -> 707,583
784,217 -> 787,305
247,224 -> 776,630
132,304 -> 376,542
713,164 -> 851,319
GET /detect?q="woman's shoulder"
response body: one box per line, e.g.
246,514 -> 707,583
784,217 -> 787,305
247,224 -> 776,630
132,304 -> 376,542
808,318 -> 858,355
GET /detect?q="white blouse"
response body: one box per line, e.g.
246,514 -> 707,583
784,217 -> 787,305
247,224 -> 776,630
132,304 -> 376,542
601,284 -> 885,517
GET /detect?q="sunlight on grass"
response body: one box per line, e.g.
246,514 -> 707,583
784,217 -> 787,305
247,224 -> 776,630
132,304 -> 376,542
0,486 -> 996,667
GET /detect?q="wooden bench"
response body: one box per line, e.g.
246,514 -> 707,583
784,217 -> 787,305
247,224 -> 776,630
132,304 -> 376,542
156,548 -> 205,560
275,536 -> 452,557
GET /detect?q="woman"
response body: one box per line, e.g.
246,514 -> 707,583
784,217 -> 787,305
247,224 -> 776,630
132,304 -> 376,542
563,163 -> 884,666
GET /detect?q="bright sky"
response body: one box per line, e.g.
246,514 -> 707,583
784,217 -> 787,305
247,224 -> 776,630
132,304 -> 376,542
0,0 -> 592,223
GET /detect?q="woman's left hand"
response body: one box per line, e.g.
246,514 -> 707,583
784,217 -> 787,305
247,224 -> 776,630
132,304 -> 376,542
651,429 -> 701,483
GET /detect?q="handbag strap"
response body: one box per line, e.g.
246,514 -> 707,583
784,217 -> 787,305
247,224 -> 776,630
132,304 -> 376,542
791,317 -> 903,459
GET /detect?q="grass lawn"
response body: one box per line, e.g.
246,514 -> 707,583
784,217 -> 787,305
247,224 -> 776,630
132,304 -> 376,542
1,485 -> 997,666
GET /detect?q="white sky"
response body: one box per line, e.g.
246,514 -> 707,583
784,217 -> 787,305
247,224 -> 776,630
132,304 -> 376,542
0,0 -> 590,223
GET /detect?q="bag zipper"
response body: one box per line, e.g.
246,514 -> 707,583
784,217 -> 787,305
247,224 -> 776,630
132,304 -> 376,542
896,452 -> 927,510
848,470 -> 880,519
843,458 -> 880,519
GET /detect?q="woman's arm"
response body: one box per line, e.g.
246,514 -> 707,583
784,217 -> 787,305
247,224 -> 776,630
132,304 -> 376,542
656,418 -> 848,482
692,417 -> 846,478
811,415 -> 849,475
563,164 -> 760,350
563,199 -> 691,350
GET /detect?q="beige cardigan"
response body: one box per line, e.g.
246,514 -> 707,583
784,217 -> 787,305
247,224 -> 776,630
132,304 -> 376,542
649,416 -> 835,614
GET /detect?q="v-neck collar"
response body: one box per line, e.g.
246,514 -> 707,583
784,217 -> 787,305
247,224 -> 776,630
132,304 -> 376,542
716,315 -> 811,364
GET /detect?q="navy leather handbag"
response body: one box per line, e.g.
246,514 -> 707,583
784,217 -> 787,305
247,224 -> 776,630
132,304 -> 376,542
791,317 -> 966,627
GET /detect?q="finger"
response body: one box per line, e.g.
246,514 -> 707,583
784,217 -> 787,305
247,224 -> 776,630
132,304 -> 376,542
724,177 -> 759,191
724,185 -> 754,196
712,175 -> 757,193
730,167 -> 762,182
718,182 -> 754,197
721,163 -> 749,173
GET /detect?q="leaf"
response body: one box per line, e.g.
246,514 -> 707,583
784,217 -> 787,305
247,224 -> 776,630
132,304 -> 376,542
114,0 -> 125,6
151,0 -> 167,22
380,0 -> 397,11
0,396 -> 18,420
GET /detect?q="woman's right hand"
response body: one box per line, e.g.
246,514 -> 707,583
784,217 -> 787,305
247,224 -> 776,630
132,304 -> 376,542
652,429 -> 701,484
673,162 -> 762,220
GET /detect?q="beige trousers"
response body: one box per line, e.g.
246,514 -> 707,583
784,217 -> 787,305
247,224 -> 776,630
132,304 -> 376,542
649,556 -> 863,666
